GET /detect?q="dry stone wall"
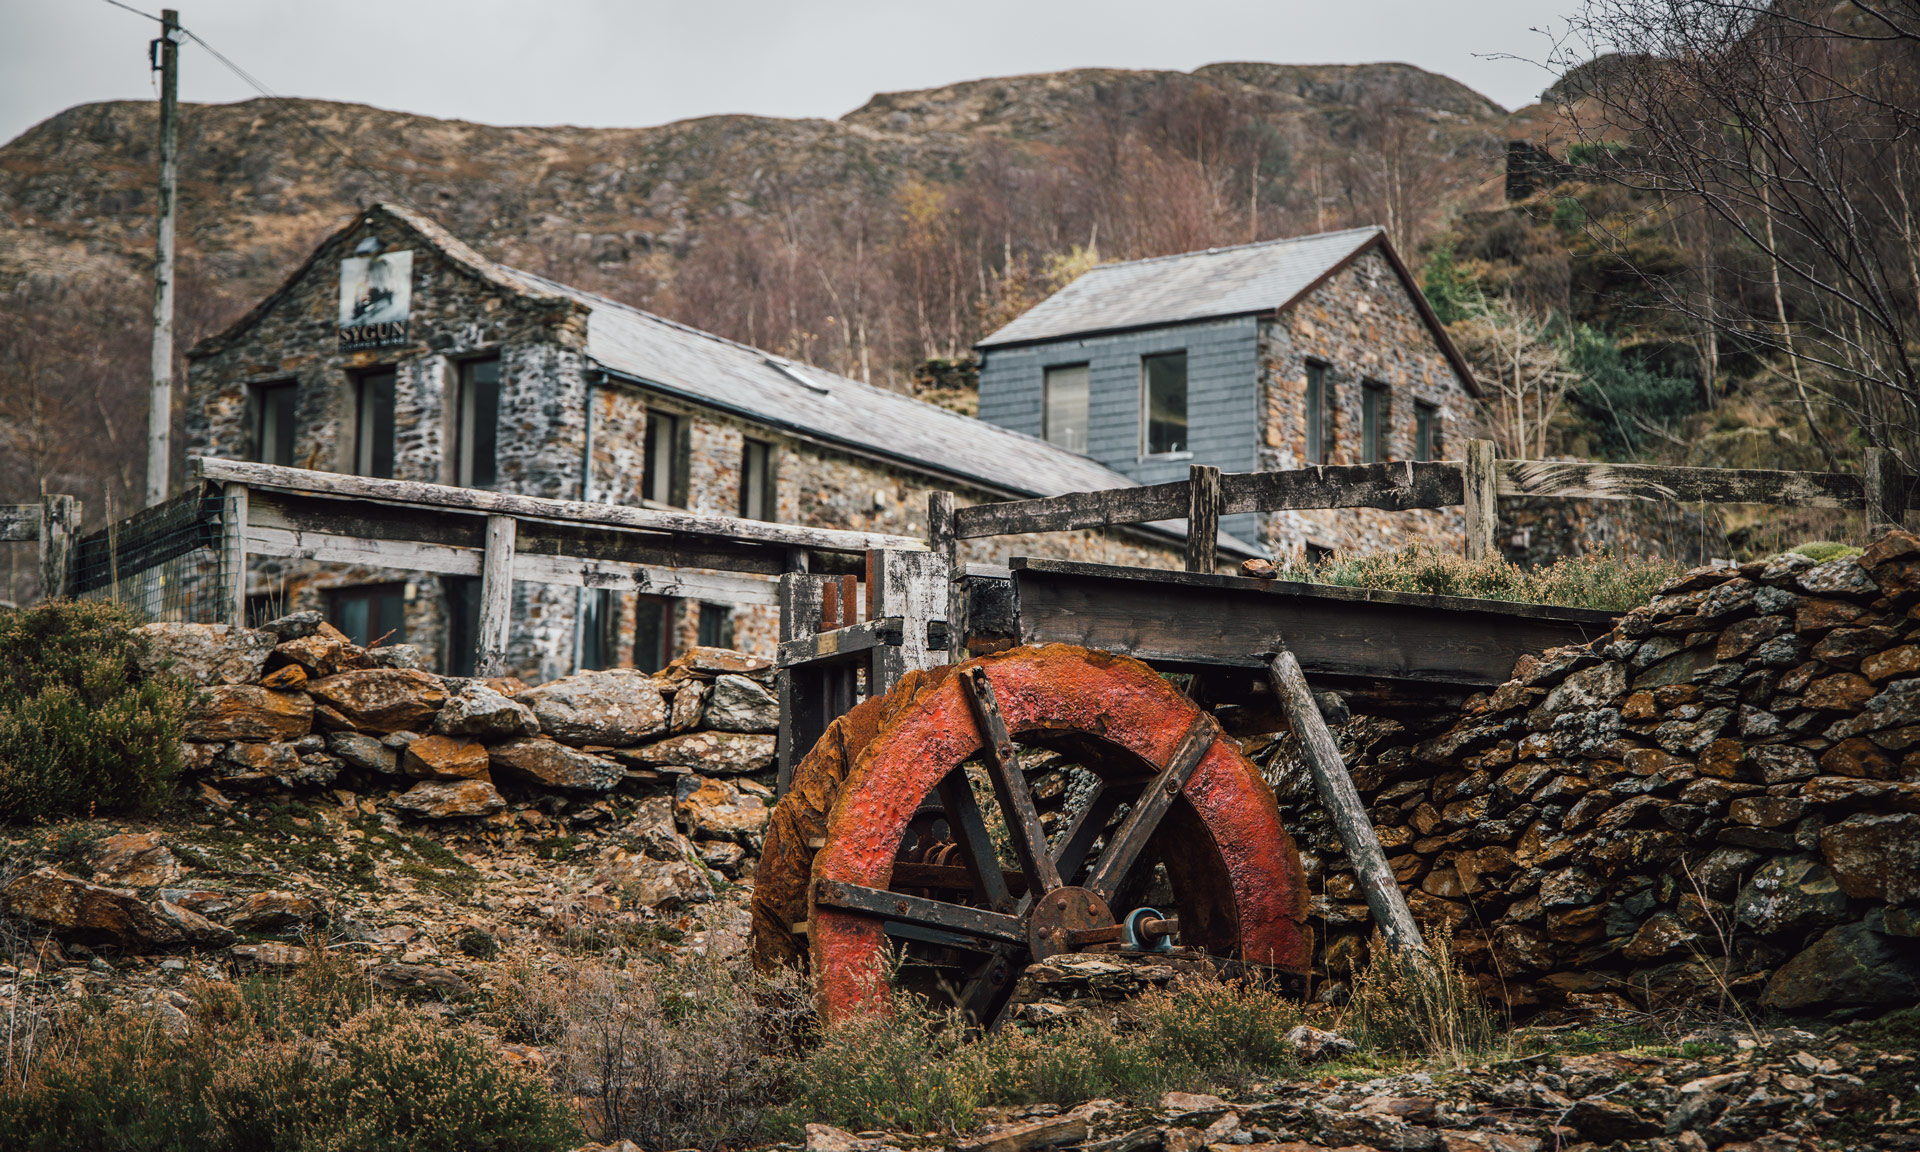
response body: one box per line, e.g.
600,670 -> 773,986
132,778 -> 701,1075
145,610 -> 780,904
1276,531 -> 1920,1017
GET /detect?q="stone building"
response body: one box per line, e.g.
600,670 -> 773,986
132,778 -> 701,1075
183,204 -> 1250,682
975,227 -> 1482,561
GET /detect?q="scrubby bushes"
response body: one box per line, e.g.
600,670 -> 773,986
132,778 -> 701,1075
0,954 -> 580,1152
1277,544 -> 1683,612
0,600 -> 194,821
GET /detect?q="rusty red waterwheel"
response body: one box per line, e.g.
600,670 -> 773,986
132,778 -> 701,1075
752,644 -> 1312,1025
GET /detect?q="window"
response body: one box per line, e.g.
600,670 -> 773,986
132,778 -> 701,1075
1414,401 -> 1438,463
633,595 -> 673,673
1304,361 -> 1329,465
697,602 -> 734,649
328,583 -> 406,648
1042,363 -> 1090,454
1140,351 -> 1188,456
1362,382 -> 1390,464
642,412 -> 684,506
354,368 -> 397,479
251,381 -> 297,467
740,439 -> 776,520
579,588 -> 619,671
443,576 -> 480,677
454,356 -> 500,488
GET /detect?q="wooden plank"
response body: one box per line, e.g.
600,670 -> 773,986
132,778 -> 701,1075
869,548 -> 948,692
812,878 -> 1025,946
1007,558 -> 1614,688
960,665 -> 1063,895
1218,459 -> 1465,514
38,494 -> 80,602
777,572 -> 830,796
1498,458 -> 1864,508
777,617 -> 903,667
1084,714 -> 1216,906
246,525 -> 482,574
1267,646 -> 1429,964
928,492 -> 963,662
1463,440 -> 1498,562
193,457 -> 924,555
936,770 -> 1015,913
477,515 -> 516,678
0,506 -> 39,543
223,483 -> 248,629
952,481 -> 1189,539
509,552 -> 777,604
890,861 -> 1030,896
1185,465 -> 1221,574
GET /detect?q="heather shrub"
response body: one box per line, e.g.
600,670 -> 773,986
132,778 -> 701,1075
0,599 -> 193,821
1278,544 -> 1683,613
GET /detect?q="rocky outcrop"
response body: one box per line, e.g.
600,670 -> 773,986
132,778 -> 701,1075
1293,532 -> 1920,1015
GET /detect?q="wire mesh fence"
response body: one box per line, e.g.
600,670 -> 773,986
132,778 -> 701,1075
72,491 -> 229,624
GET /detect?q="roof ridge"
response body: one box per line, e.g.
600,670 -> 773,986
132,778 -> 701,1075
1081,225 -> 1383,274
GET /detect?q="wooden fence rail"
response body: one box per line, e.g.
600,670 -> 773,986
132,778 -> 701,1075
0,494 -> 82,602
942,440 -> 1906,573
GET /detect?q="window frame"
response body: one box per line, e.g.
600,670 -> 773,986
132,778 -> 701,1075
1361,380 -> 1390,464
633,594 -> 674,674
1138,349 -> 1190,458
353,367 -> 398,479
1303,360 -> 1329,465
739,438 -> 777,520
642,411 -> 689,507
250,379 -> 298,468
1414,400 -> 1439,463
697,601 -> 734,650
442,575 -> 481,677
1041,362 -> 1091,455
453,354 -> 501,489
578,587 -> 620,671
326,582 -> 407,648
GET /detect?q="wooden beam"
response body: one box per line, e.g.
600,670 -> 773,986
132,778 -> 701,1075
1219,459 -> 1465,514
777,572 -> 829,796
1265,646 -> 1428,965
777,617 -> 904,667
1463,440 -> 1499,562
476,515 -> 516,678
1007,557 -> 1615,689
193,457 -> 923,555
812,878 -> 1025,946
1499,457 -> 1865,508
0,505 -> 40,543
1083,714 -> 1216,907
222,482 -> 247,629
952,481 -> 1188,539
868,548 -> 948,691
38,494 -> 79,602
960,664 -> 1063,895
928,491 -> 966,663
1185,465 -> 1221,574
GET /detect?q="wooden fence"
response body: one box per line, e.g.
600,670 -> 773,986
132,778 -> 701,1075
0,494 -> 82,602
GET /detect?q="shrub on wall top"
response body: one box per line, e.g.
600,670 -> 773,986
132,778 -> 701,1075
0,599 -> 193,822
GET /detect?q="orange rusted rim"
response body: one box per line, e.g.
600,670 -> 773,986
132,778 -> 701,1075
805,644 -> 1311,1022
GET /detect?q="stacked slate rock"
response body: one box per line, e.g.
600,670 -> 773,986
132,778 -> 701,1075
1274,530 -> 1920,1017
144,611 -> 778,890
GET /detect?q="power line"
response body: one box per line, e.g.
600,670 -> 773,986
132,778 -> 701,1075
99,0 -> 420,212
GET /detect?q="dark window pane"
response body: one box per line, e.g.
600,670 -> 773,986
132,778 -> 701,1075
374,589 -> 406,647
643,413 -> 679,505
697,602 -> 733,649
740,440 -> 773,520
1043,364 -> 1090,454
1414,402 -> 1437,462
633,596 -> 670,674
254,382 -> 297,467
443,576 -> 480,677
1304,362 -> 1326,465
358,370 -> 396,479
1142,351 -> 1187,456
327,584 -> 406,648
579,588 -> 618,671
1362,384 -> 1388,464
334,595 -> 370,647
460,357 -> 499,488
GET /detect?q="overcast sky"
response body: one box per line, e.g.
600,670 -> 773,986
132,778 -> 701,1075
2,0 -> 1570,147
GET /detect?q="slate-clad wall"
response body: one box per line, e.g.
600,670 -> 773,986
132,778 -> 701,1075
978,317 -> 1263,544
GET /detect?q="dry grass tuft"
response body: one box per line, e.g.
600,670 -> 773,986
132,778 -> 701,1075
1341,933 -> 1498,1065
1277,544 -> 1685,613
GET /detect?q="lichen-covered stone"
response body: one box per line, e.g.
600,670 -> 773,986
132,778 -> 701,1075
704,674 -> 778,733
489,736 -> 623,791
186,686 -> 313,742
307,669 -> 447,733
401,734 -> 491,780
389,778 -> 505,819
134,622 -> 275,686
624,730 -> 775,775
1819,812 -> 1920,904
433,684 -> 538,738
1761,921 -> 1920,1008
517,669 -> 668,744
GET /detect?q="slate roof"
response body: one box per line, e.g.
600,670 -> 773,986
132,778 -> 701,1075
974,226 -> 1478,394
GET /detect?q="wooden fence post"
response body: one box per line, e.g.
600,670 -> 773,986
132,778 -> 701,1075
1865,447 -> 1908,536
1462,439 -> 1499,563
929,491 -> 966,661
223,482 -> 248,629
1265,645 -> 1430,966
38,493 -> 79,602
475,515 -> 516,677
776,571 -> 828,796
1185,465 -> 1221,574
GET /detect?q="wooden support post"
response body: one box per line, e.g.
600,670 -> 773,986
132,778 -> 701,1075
476,515 -> 516,677
1462,439 -> 1499,563
1865,447 -> 1907,536
222,482 -> 248,629
928,491 -> 964,662
1264,645 -> 1430,965
867,548 -> 949,695
38,493 -> 79,603
1186,464 -> 1221,574
776,571 -> 829,796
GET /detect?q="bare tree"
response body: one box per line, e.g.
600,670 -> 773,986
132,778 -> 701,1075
1551,0 -> 1920,461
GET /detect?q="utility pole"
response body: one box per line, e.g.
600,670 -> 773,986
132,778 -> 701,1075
147,8 -> 180,507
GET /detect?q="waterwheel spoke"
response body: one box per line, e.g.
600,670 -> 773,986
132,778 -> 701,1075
1084,714 -> 1218,906
814,879 -> 1026,945
935,768 -> 1015,910
959,665 -> 1064,894
1051,780 -> 1118,886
